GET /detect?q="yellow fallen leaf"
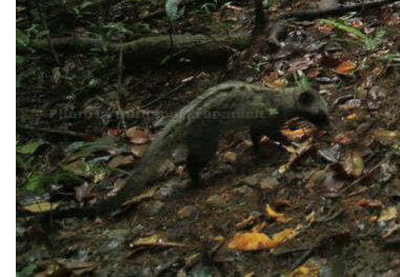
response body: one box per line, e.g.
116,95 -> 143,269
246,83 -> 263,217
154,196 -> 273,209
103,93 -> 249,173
266,204 -> 292,223
371,129 -> 400,145
228,228 -> 294,251
281,119 -> 316,141
133,234 -> 160,245
290,260 -> 319,277
213,236 -> 224,241
379,206 -> 398,221
271,228 -> 295,243
122,186 -> 156,207
23,201 -> 59,213
372,129 -> 400,139
223,151 -> 237,163
131,234 -> 186,248
346,113 -> 357,120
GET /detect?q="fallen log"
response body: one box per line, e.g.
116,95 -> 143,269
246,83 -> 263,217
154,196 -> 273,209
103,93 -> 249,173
18,0 -> 399,64
21,32 -> 254,64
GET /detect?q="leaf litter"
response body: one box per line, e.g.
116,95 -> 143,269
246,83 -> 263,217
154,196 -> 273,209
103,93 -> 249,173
16,1 -> 400,275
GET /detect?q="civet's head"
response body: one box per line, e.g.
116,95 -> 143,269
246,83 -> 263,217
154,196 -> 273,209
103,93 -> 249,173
296,88 -> 330,130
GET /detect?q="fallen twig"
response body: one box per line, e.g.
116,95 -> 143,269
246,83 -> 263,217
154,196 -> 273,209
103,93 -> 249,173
17,125 -> 87,139
116,45 -> 127,130
141,81 -> 192,109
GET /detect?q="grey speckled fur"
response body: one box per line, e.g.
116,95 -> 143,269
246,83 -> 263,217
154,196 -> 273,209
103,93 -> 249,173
40,81 -> 329,218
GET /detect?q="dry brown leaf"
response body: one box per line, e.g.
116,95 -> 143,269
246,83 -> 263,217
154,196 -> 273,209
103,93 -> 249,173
279,138 -> 313,174
371,129 -> 400,145
75,182 -> 94,202
333,133 -> 353,145
223,151 -> 237,163
62,159 -> 88,176
108,155 -> 135,168
372,66 -> 384,76
338,99 -> 361,111
369,216 -> 378,223
351,19 -> 364,29
262,72 -> 287,88
287,55 -> 316,73
355,198 -> 383,208
126,126 -> 150,144
107,128 -> 122,136
305,168 -> 329,191
335,60 -> 356,74
130,144 -> 148,158
343,150 -> 364,178
59,260 -> 97,275
306,67 -> 320,78
317,23 -> 334,34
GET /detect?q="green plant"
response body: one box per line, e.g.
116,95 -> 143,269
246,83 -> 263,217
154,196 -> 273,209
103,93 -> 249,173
320,19 -> 386,51
71,0 -> 95,18
25,171 -> 83,194
17,264 -> 37,277
294,70 -> 310,91
16,140 -> 47,171
166,0 -> 184,22
16,28 -> 29,48
102,22 -> 133,38
201,1 -> 217,14
247,55 -> 270,73
380,52 -> 400,66
263,0 -> 273,8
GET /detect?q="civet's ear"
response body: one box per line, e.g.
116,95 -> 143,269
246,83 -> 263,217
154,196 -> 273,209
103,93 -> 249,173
298,91 -> 316,106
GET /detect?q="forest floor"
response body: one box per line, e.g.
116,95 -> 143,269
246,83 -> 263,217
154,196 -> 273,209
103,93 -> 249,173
16,0 -> 400,276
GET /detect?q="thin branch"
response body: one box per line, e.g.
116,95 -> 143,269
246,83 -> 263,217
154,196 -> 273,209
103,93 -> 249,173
116,45 -> 127,130
17,125 -> 87,139
253,0 -> 267,36
141,82 -> 191,109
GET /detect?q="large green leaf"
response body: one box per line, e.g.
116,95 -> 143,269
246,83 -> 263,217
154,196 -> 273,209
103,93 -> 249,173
65,136 -> 116,159
166,0 -> 184,22
25,171 -> 83,194
16,140 -> 46,154
320,19 -> 368,40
